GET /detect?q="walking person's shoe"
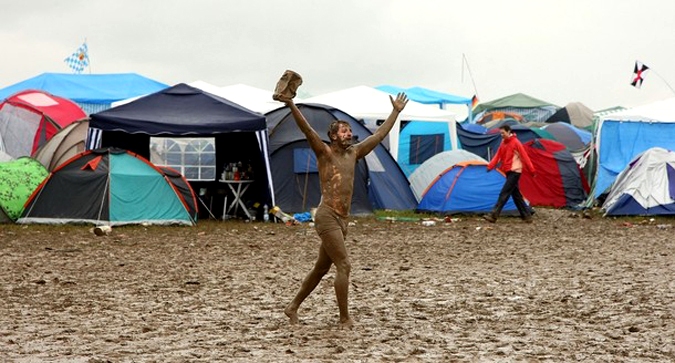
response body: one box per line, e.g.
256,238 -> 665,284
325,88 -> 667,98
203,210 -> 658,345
483,213 -> 497,223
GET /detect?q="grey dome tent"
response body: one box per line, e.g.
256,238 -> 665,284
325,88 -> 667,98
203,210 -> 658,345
33,119 -> 89,171
265,103 -> 416,215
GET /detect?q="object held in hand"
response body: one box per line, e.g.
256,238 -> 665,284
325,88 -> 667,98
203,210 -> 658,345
273,70 -> 303,101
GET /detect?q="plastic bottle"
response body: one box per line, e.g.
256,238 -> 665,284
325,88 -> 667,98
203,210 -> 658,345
270,206 -> 293,223
226,163 -> 233,180
233,163 -> 240,181
263,204 -> 269,222
223,164 -> 230,180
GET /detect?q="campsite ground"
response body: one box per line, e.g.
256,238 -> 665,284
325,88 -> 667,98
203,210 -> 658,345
1,208 -> 673,362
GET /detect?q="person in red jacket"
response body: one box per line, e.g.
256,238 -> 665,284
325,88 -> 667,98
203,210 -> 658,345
484,125 -> 535,223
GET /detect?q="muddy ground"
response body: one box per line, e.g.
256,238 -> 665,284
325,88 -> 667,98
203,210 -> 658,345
0,208 -> 673,362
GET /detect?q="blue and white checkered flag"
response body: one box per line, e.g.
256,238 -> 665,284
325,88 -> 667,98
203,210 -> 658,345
64,42 -> 90,74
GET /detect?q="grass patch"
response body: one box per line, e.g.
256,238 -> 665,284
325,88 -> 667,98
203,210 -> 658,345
373,209 -> 439,220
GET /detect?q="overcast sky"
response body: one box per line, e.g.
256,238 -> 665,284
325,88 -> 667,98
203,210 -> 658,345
2,0 -> 675,112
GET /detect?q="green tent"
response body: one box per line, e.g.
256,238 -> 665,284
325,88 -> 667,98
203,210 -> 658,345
0,157 -> 48,222
473,93 -> 559,123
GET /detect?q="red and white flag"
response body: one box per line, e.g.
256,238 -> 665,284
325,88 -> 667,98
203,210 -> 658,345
631,61 -> 649,88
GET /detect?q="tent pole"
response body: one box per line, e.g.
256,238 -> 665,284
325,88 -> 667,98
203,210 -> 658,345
198,196 -> 218,220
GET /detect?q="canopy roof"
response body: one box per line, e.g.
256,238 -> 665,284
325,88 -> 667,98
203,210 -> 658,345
190,81 -> 289,114
0,73 -> 168,104
304,86 -> 456,122
89,83 -> 266,135
376,85 -> 471,107
602,97 -> 675,123
473,93 -> 559,114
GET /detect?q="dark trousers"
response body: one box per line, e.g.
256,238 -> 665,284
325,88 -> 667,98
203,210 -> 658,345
491,171 -> 531,219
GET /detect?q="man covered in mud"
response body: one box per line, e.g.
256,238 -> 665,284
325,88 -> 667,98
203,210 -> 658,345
273,70 -> 408,329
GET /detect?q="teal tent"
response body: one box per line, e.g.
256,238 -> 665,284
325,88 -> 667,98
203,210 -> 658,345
19,148 -> 197,226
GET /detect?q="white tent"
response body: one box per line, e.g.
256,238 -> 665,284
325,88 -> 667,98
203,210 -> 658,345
602,147 -> 675,215
188,81 -> 294,114
303,86 -> 458,160
217,83 -> 292,114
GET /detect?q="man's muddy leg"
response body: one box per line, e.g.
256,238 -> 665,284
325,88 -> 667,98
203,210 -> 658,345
285,244 -> 332,324
320,229 -> 353,328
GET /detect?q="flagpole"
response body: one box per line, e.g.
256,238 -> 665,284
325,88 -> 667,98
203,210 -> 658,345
462,53 -> 480,97
462,53 -> 480,123
649,68 -> 675,95
85,37 -> 92,74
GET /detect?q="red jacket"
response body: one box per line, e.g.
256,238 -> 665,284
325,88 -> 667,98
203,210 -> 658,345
487,134 -> 535,174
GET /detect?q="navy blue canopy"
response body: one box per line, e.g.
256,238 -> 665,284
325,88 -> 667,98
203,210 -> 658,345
90,83 -> 266,135
89,83 -> 274,216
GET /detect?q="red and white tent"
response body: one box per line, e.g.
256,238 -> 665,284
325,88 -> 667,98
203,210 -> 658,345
0,90 -> 86,158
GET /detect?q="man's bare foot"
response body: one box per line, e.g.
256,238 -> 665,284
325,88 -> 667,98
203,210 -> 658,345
338,318 -> 354,330
284,305 -> 299,324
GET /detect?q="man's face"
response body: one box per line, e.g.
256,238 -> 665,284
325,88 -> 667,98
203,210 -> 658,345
334,124 -> 353,148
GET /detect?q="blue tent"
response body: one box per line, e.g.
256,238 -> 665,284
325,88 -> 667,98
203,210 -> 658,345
376,85 -> 471,176
265,103 -> 417,214
459,122 -> 487,134
594,98 -> 675,198
0,73 -> 168,114
417,161 -> 520,215
397,121 -> 454,177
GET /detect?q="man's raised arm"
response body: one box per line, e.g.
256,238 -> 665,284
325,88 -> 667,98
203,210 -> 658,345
356,93 -> 408,158
286,100 -> 327,154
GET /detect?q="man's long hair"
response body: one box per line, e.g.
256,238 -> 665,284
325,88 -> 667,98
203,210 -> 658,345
327,120 -> 351,139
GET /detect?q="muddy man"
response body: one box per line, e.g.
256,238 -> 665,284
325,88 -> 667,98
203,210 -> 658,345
274,70 -> 408,329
